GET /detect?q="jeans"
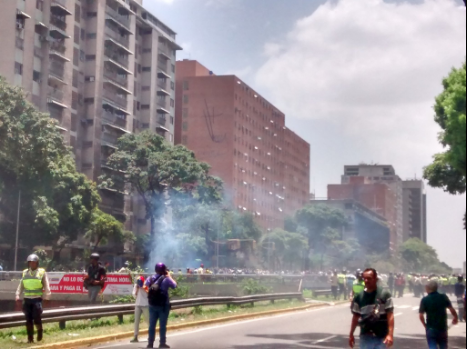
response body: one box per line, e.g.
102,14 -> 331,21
148,304 -> 170,345
360,335 -> 387,349
426,328 -> 448,349
88,286 -> 102,304
134,306 -> 149,337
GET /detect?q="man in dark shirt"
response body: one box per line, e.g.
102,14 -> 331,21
454,276 -> 466,322
349,268 -> 395,348
419,280 -> 458,349
85,253 -> 107,304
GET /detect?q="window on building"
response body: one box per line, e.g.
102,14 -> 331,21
141,105 -> 150,110
183,108 -> 189,119
36,0 -> 43,11
74,25 -> 80,44
182,122 -> 188,131
172,64 -> 175,73
75,4 -> 81,23
142,86 -> 151,91
142,67 -> 151,72
183,95 -> 189,104
81,28 -> 86,41
87,12 -> 97,18
170,99 -> 175,108
183,81 -> 189,90
182,135 -> 188,145
170,116 -> 174,125
71,91 -> 79,110
86,33 -> 97,39
171,81 -> 175,90
84,98 -> 95,104
72,69 -> 78,88
14,62 -> 23,75
32,71 -> 41,83
85,76 -> 95,82
86,55 -> 96,61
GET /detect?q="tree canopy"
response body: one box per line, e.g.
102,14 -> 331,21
400,238 -> 452,274
424,62 -> 466,225
0,78 -> 101,255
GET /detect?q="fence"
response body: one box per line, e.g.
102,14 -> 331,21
0,293 -> 303,329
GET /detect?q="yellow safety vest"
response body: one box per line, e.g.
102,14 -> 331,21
22,268 -> 45,298
338,274 -> 346,284
353,280 -> 365,295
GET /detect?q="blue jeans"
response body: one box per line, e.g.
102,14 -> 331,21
426,328 -> 448,349
360,335 -> 387,349
148,304 -> 170,345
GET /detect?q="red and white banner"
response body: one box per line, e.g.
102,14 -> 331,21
48,273 -> 133,295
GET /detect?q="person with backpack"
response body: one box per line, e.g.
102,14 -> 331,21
145,263 -> 177,349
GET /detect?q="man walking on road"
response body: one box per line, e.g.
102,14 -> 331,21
331,270 -> 339,301
419,280 -> 459,349
454,276 -> 466,322
349,268 -> 395,349
387,273 -> 395,296
84,253 -> 107,304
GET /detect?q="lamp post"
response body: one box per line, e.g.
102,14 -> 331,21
13,190 -> 21,271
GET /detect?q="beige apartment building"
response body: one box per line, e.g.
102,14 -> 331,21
0,0 -> 181,261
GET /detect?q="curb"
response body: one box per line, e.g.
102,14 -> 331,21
31,302 -> 331,349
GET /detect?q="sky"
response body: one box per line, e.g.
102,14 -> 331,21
144,0 -> 467,268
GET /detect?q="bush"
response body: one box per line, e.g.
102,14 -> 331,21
242,279 -> 273,295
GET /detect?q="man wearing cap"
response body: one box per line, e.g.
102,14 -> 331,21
85,253 -> 107,304
15,254 -> 51,343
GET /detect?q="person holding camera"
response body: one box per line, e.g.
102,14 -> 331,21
84,253 -> 107,304
349,268 -> 395,348
145,263 -> 177,349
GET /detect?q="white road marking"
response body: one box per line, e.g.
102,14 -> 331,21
396,305 -> 411,309
394,313 -> 404,317
313,335 -> 337,344
413,306 -> 420,311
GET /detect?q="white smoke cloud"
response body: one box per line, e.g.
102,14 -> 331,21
255,0 -> 466,178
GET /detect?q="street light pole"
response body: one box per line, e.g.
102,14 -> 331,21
14,190 -> 21,271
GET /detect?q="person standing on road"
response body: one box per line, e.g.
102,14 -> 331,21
15,254 -> 51,344
84,253 -> 107,304
349,268 -> 395,349
351,271 -> 366,304
454,276 -> 466,323
387,273 -> 395,295
419,280 -> 458,349
146,263 -> 177,349
131,275 -> 149,343
339,269 -> 348,301
331,270 -> 339,300
395,274 -> 405,298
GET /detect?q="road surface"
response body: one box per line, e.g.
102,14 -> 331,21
90,295 -> 466,349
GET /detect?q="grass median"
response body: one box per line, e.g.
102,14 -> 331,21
0,299 -> 313,349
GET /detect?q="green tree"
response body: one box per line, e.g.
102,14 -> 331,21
400,238 -> 452,273
424,63 -> 466,224
85,209 -> 135,250
100,131 -> 217,253
0,78 -> 100,258
261,228 -> 308,271
295,205 -> 348,270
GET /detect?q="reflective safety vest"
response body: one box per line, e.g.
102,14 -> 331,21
443,278 -> 450,286
22,268 -> 45,298
353,280 -> 365,295
338,274 -> 346,284
450,277 -> 457,286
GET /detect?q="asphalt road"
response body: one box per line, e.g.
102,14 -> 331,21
91,295 -> 466,349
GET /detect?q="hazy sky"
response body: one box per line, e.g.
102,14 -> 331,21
145,0 -> 467,268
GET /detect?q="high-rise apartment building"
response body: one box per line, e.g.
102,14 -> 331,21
0,0 -> 181,257
402,180 -> 427,243
175,60 -> 310,231
328,165 -> 404,252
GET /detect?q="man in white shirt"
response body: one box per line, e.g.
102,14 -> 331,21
131,276 -> 149,343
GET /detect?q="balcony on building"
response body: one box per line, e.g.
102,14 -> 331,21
103,86 -> 129,110
100,189 -> 125,218
49,38 -> 67,56
101,132 -> 119,150
16,9 -> 31,21
104,49 -> 132,75
49,20 -> 71,41
156,99 -> 170,114
104,47 -> 130,69
104,23 -> 130,49
157,70 -> 171,80
49,59 -> 66,83
157,88 -> 170,97
47,86 -> 68,109
102,107 -> 130,133
104,67 -> 129,89
50,0 -> 72,16
48,104 -> 63,123
156,125 -> 170,138
105,2 -> 132,31
102,98 -> 130,120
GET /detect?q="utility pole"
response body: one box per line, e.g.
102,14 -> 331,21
14,190 -> 21,271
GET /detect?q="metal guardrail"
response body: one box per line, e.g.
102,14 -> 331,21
0,293 -> 303,329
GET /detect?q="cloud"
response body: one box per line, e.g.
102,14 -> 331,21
255,0 -> 466,177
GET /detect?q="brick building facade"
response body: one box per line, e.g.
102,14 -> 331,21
175,60 -> 310,231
